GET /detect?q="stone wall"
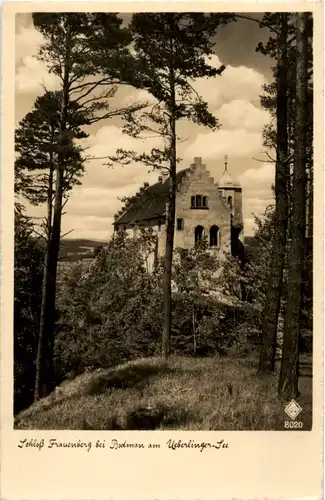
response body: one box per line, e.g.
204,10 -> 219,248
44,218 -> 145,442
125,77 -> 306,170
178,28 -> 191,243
115,159 -> 244,267
233,188 -> 244,241
173,162 -> 231,258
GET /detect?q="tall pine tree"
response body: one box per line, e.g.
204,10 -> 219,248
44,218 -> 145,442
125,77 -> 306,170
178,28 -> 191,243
257,13 -> 292,373
256,13 -> 313,372
278,12 -> 309,398
15,91 -> 87,401
30,13 -> 143,399
108,13 -> 233,357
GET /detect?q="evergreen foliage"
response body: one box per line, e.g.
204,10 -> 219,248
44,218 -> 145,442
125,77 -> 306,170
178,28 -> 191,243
14,206 -> 44,413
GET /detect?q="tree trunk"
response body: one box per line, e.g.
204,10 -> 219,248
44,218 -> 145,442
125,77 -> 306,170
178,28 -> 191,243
259,14 -> 289,373
162,34 -> 176,358
40,166 -> 64,397
34,159 -> 54,401
34,22 -> 71,398
278,12 -> 308,398
162,136 -> 176,358
192,307 -> 197,355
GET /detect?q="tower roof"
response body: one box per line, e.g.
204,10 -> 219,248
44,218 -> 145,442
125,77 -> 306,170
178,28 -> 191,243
218,156 -> 241,188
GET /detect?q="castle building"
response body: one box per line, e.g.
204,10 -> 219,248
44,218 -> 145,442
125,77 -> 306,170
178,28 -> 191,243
113,157 -> 244,265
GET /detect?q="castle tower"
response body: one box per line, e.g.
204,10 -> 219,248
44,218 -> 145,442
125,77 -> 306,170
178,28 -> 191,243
217,156 -> 244,257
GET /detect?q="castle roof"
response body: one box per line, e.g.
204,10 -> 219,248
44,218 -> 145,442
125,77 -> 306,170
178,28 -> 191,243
218,156 -> 241,189
114,168 -> 189,225
218,168 -> 241,189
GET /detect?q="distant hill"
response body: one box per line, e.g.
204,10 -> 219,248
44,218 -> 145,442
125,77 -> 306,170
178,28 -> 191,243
59,239 -> 107,262
58,237 -> 256,263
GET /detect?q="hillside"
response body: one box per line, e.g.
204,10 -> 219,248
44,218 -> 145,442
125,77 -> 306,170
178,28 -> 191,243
15,354 -> 312,431
59,239 -> 107,262
56,237 -> 254,263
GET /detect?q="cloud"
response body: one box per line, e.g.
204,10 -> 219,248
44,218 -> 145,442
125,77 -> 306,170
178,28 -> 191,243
16,55 -> 60,94
122,88 -> 157,107
67,183 -> 145,219
184,128 -> 264,160
15,29 -> 272,238
120,55 -> 268,124
80,125 -> 162,190
61,215 -> 113,242
217,100 -> 270,131
58,125 -> 165,238
193,54 -> 268,111
239,161 -> 275,188
15,24 -> 60,95
239,162 -> 275,233
15,25 -> 43,64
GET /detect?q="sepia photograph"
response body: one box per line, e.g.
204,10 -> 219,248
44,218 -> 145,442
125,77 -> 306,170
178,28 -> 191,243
11,10 -> 315,434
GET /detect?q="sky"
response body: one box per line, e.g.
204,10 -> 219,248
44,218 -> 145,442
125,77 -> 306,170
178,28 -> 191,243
15,13 -> 275,241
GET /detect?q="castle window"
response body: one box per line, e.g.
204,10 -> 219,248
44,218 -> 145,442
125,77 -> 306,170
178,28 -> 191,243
177,218 -> 184,231
210,225 -> 220,247
191,195 -> 208,209
195,225 -> 204,244
158,219 -> 162,231
227,196 -> 233,210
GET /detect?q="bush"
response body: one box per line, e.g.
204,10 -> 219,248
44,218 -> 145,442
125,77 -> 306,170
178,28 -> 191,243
54,234 -> 244,380
54,232 -> 164,381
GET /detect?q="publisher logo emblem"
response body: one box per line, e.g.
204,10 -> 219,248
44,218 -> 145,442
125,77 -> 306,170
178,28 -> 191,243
285,400 -> 302,420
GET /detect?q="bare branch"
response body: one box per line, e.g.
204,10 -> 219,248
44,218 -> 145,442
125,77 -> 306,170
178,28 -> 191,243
253,156 -> 273,164
61,199 -> 69,210
61,229 -> 74,239
234,14 -> 280,35
284,153 -> 294,164
266,151 -> 276,162
87,104 -> 147,124
78,89 -> 116,109
32,229 -> 48,242
73,79 -> 111,102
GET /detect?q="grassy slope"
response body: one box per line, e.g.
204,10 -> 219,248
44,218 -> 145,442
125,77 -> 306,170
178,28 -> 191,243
15,355 -> 312,431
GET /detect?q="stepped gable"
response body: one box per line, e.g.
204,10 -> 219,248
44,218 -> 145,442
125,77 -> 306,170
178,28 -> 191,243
114,168 -> 190,225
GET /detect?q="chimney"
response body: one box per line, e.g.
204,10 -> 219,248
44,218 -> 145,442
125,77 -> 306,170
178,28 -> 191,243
158,176 -> 163,184
194,157 -> 202,167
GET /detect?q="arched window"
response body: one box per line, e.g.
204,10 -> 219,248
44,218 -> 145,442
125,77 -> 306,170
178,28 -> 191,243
210,225 -> 220,247
227,196 -> 233,210
195,225 -> 204,245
